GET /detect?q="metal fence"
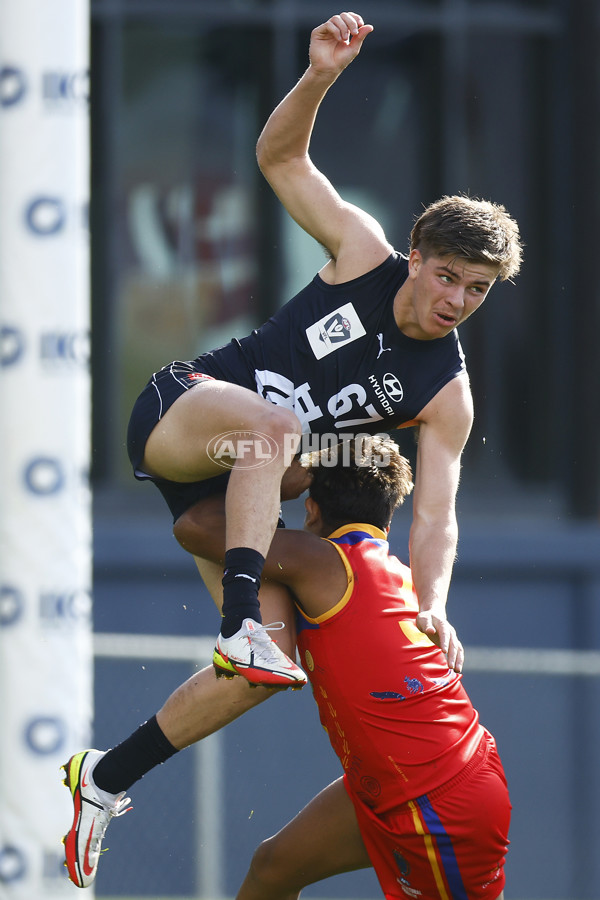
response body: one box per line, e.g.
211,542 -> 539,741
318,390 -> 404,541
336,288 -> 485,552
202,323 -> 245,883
93,629 -> 600,900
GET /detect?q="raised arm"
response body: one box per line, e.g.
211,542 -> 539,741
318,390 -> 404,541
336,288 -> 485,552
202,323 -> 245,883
410,375 -> 472,673
256,13 -> 391,278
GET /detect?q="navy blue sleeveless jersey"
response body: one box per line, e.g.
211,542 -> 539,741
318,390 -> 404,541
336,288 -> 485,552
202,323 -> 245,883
127,252 -> 468,519
196,252 -> 465,435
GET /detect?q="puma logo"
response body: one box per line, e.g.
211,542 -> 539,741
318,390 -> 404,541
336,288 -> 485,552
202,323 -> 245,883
376,333 -> 391,358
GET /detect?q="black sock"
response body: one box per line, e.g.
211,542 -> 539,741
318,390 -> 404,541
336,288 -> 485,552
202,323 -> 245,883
92,714 -> 178,794
220,547 -> 264,638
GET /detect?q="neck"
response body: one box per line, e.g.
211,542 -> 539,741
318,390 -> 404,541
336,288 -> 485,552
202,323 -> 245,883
393,280 -> 417,334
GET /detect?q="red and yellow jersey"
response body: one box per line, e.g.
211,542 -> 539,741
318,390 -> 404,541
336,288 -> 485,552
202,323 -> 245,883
296,524 -> 483,813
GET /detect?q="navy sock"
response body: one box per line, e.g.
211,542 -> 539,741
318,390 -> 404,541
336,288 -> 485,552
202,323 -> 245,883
220,547 -> 264,638
92,714 -> 177,794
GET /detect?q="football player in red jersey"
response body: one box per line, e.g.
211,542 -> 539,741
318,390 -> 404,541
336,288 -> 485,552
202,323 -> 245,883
181,434 -> 510,900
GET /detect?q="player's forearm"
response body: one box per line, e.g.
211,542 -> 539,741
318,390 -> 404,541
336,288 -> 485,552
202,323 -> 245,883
256,67 -> 337,169
409,517 -> 458,616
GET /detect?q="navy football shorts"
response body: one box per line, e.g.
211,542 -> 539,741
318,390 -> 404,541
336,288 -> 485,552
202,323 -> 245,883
127,360 -> 229,522
126,359 -> 285,528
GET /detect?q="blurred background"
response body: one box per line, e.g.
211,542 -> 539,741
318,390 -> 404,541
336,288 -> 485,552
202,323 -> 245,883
11,0 -> 600,898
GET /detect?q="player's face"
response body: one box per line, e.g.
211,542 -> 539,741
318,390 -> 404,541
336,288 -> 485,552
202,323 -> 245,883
406,251 -> 499,339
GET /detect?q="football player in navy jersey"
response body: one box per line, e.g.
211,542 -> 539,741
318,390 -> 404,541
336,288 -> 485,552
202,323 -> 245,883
62,13 -> 521,888
125,11 -> 520,686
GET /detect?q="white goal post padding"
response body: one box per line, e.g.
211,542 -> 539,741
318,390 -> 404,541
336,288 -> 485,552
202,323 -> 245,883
0,2 -> 92,897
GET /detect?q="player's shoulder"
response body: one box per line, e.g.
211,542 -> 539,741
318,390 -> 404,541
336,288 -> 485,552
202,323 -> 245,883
265,527 -> 339,580
325,207 -> 395,282
418,371 -> 473,428
322,246 -> 403,288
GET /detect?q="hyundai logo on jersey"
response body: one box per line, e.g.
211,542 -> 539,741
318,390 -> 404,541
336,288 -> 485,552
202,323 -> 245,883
383,372 -> 404,402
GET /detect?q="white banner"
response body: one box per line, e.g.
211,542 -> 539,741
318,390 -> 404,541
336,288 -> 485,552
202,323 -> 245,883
0,2 -> 92,898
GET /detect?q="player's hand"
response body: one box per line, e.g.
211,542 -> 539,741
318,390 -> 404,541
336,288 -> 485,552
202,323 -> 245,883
309,12 -> 373,78
416,611 -> 464,674
280,457 -> 313,501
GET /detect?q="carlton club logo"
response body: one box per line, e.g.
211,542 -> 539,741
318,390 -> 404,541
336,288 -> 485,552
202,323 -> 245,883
320,313 -> 351,343
207,431 -> 279,469
306,302 -> 366,360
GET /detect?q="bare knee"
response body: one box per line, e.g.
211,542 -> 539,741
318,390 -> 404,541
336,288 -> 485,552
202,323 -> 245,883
246,835 -> 299,894
254,405 -> 302,459
238,841 -> 300,900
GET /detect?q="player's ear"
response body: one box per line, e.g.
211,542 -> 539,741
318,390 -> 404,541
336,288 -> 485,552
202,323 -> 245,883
304,497 -> 321,530
408,248 -> 423,277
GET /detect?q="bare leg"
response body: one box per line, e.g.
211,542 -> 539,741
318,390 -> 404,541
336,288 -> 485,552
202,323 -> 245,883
143,381 -> 301,556
156,562 -> 298,748
236,777 -> 371,900
155,665 -> 270,749
145,382 -> 303,686
190,555 -> 298,654
233,771 -> 507,900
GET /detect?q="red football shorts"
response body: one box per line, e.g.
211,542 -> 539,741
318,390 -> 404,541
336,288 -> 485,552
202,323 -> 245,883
346,730 -> 511,900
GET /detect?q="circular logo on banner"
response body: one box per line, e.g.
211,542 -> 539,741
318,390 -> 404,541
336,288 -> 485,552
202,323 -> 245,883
25,196 -> 66,236
0,326 -> 25,367
0,845 -> 27,883
0,66 -> 27,107
25,716 -> 66,755
23,457 -> 65,495
0,586 -> 24,628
